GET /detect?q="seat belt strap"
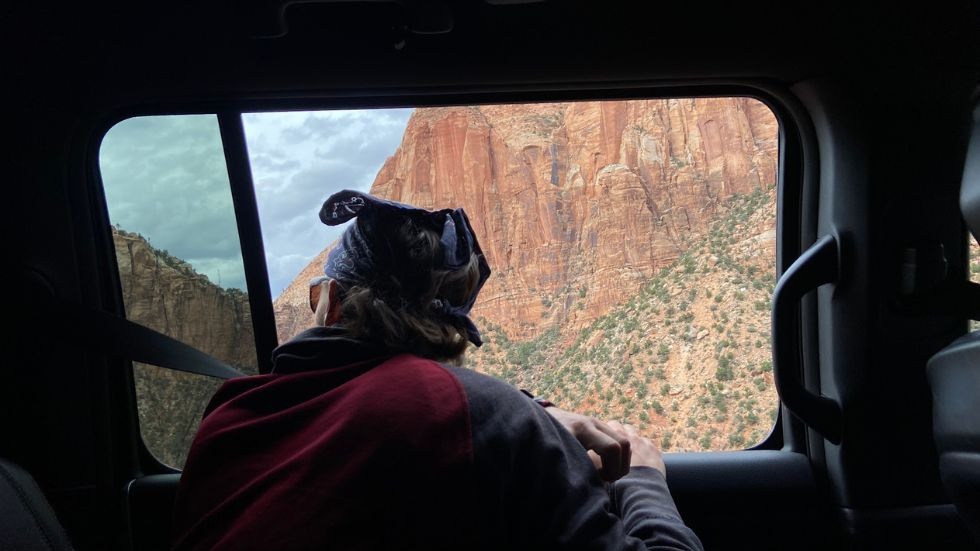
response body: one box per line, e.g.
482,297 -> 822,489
59,299 -> 246,380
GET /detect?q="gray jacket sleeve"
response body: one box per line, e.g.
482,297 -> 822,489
443,365 -> 703,551
610,467 -> 704,550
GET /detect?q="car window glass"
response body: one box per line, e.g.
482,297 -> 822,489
100,114 -> 259,468
246,98 -> 780,451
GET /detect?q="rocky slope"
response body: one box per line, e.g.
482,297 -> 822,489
476,186 -> 778,451
114,228 -> 258,466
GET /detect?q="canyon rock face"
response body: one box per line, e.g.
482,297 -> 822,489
114,228 -> 258,371
114,228 -> 258,466
276,99 -> 777,343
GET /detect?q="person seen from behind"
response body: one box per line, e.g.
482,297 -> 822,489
171,189 -> 704,550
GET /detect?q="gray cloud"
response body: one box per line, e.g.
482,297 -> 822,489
249,154 -> 302,175
100,115 -> 248,290
98,108 -> 413,299
243,108 -> 413,296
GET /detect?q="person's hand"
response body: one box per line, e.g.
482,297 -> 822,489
607,420 -> 666,477
546,407 -> 632,481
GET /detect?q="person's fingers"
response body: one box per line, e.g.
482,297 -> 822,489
595,420 -> 631,480
586,449 -> 602,471
594,420 -> 631,477
596,420 -> 634,479
578,425 -> 627,481
546,409 -> 631,480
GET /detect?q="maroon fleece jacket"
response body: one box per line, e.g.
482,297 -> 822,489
171,327 -> 703,550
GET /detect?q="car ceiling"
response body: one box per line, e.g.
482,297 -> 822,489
6,2 -> 979,108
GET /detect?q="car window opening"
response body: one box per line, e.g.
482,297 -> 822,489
99,97 -> 781,467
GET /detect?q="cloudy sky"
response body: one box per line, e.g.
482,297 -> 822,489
99,109 -> 413,296
243,109 -> 413,295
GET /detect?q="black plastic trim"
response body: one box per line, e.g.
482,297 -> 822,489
772,235 -> 843,444
218,112 -> 280,374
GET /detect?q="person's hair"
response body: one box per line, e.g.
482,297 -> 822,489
335,215 -> 482,363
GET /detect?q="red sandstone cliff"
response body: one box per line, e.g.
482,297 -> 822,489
274,98 -> 778,343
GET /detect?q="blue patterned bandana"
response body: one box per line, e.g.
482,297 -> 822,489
319,189 -> 491,347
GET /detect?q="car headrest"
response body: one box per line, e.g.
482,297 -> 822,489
0,458 -> 74,550
962,104 -> 980,243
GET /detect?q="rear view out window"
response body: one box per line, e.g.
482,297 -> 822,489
247,98 -> 781,452
100,115 -> 259,468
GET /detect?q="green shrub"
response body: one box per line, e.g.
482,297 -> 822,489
681,254 -> 697,274
715,356 -> 734,381
711,393 -> 729,414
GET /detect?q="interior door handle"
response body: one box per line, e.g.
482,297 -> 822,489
772,234 -> 843,444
